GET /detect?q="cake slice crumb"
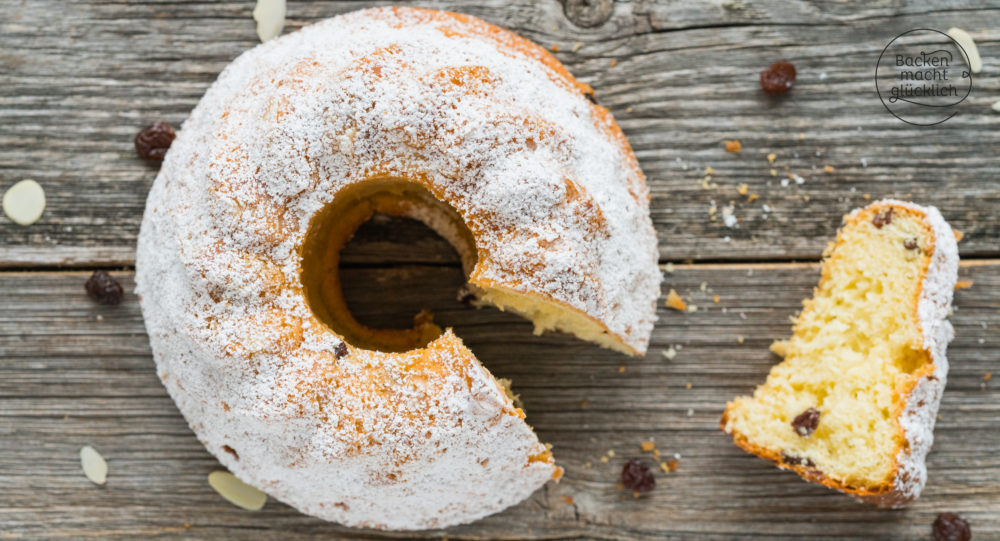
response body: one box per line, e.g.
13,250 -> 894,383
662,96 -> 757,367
665,289 -> 687,311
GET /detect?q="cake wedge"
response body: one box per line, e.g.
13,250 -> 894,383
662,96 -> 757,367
721,200 -> 959,506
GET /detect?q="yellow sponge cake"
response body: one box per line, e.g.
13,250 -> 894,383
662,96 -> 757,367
721,200 -> 959,506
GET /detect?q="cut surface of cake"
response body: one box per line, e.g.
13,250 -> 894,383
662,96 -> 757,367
721,200 -> 958,506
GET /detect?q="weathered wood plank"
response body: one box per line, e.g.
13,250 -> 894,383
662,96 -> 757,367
2,0 -> 999,266
1,263 -> 998,539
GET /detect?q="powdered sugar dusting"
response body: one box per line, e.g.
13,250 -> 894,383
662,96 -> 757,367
841,200 -> 958,506
871,200 -> 958,506
135,7 -> 657,530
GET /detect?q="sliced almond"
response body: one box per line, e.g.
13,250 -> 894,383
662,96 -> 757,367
253,0 -> 286,42
3,179 -> 45,226
947,27 -> 982,74
207,471 -> 267,511
80,445 -> 108,485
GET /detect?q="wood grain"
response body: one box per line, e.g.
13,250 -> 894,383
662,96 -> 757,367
2,0 -> 999,266
2,0 -> 999,538
1,264 -> 998,540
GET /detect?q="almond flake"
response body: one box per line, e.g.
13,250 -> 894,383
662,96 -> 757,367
947,27 -> 982,74
253,0 -> 286,42
80,445 -> 108,485
208,471 -> 267,511
3,179 -> 45,226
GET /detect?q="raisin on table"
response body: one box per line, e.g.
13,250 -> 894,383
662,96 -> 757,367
85,270 -> 124,305
135,121 -> 176,160
760,60 -> 796,96
933,513 -> 971,541
621,458 -> 656,493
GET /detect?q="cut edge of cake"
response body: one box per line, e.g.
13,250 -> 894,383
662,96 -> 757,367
720,199 -> 959,507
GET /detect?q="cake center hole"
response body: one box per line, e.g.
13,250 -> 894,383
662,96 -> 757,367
300,178 -> 477,353
340,214 -> 465,329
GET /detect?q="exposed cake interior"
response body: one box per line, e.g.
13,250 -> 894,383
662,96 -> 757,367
473,285 -> 635,355
300,177 -> 634,355
723,204 -> 934,488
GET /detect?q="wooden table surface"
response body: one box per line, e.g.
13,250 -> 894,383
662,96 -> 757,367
2,1 -> 998,539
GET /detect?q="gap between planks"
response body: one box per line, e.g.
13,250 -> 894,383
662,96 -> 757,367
0,258 -> 996,275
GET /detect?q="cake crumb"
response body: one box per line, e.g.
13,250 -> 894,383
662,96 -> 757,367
767,153 -> 776,164
863,193 -> 871,200
737,336 -> 744,344
954,230 -> 964,242
713,295 -> 720,303
562,496 -> 575,505
572,41 -> 583,52
659,462 -> 671,474
748,193 -> 759,202
665,289 -> 687,311
551,44 -> 560,52
737,183 -> 749,195
955,280 -> 973,290
662,346 -> 677,360
609,59 -> 617,67
984,372 -> 992,382
664,262 -> 675,274
824,165 -> 835,173
640,441 -> 655,452
687,304 -> 698,313
607,450 -> 615,458
724,140 -> 741,153
685,382 -> 692,390
667,459 -> 679,471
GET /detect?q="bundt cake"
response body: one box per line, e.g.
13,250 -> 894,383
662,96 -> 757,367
721,200 -> 958,507
135,7 -> 660,530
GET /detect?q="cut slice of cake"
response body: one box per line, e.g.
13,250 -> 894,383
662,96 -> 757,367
721,200 -> 959,507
